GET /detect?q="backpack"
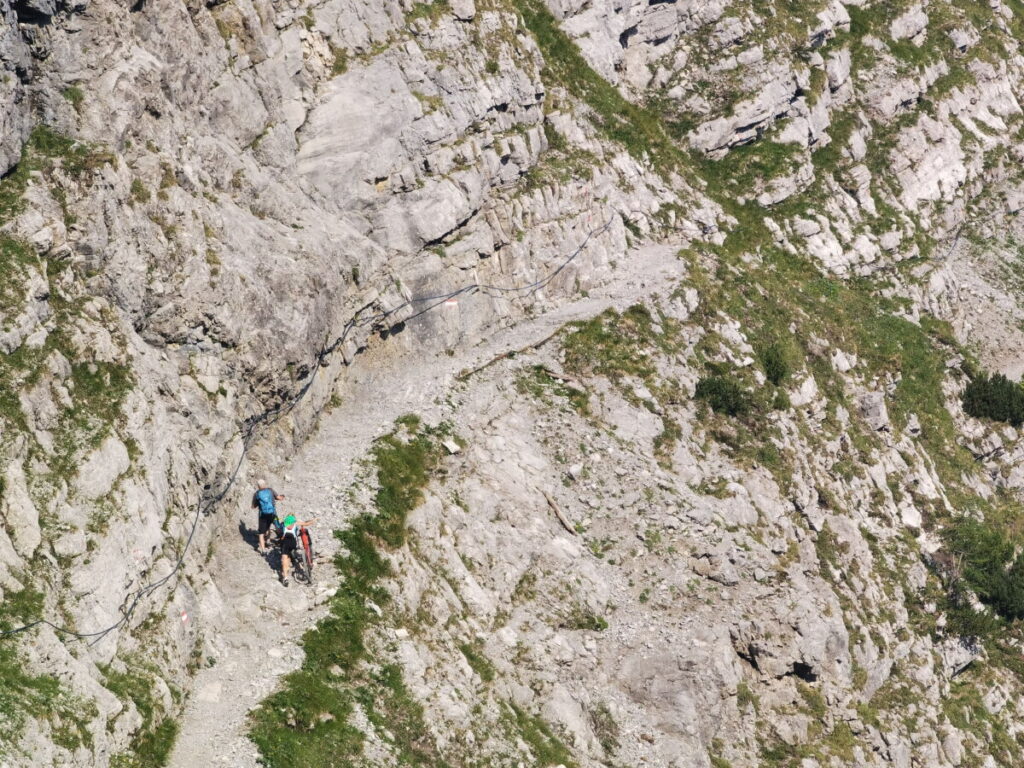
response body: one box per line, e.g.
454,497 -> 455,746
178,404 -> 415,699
255,488 -> 276,515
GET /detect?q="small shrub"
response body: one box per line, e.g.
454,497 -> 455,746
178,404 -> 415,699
947,518 -> 1024,622
560,605 -> 608,631
694,375 -> 751,416
485,59 -> 499,74
962,372 -> 1024,426
761,342 -> 790,386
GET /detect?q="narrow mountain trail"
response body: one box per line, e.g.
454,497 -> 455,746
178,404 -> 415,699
167,245 -> 686,766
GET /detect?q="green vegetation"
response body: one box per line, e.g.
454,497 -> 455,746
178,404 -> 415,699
0,235 -> 36,324
515,365 -> 589,414
696,134 -> 804,194
405,0 -> 450,25
560,604 -> 608,631
562,304 -> 679,390
962,372 -> 1024,426
0,125 -> 112,224
0,127 -> 132,470
521,123 -> 599,192
104,664 -> 179,768
0,588 -> 96,756
760,341 -> 791,386
694,376 -> 752,417
0,642 -> 94,756
330,44 -> 348,76
587,702 -> 619,754
459,640 -> 496,682
62,86 -> 85,113
1,259 -> 135,473
504,703 -> 576,767
947,519 -> 1024,622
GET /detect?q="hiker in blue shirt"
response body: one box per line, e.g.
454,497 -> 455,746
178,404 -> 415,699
252,478 -> 285,554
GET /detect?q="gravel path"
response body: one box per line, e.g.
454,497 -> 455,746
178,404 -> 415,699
167,244 -> 685,766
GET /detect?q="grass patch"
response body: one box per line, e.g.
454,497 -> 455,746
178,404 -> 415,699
104,664 -> 178,768
562,304 -> 682,398
559,604 -> 608,631
62,86 -> 85,113
405,0 -> 450,25
0,586 -> 98,757
515,365 -> 589,414
459,640 -> 496,683
330,45 -> 348,76
504,702 -> 576,767
0,233 -> 133,481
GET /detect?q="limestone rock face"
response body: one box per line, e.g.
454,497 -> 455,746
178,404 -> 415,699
1,461 -> 40,559
4,0 -> 1024,764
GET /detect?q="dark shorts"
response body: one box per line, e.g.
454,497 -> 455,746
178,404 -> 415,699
281,534 -> 297,560
257,513 -> 277,536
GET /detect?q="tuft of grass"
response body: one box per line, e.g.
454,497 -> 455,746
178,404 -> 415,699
516,365 -> 589,414
560,604 -> 608,632
587,702 -> 619,754
330,45 -> 348,76
405,0 -> 450,25
62,86 -> 85,113
562,304 -> 675,387
760,341 -> 792,386
130,178 -> 150,204
459,641 -> 496,683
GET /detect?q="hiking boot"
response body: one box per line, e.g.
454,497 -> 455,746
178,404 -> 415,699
281,577 -> 289,587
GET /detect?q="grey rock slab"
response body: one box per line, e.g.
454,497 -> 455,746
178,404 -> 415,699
1,461 -> 41,559
75,435 -> 131,500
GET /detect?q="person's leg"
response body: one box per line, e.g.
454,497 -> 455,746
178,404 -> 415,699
281,552 -> 291,583
257,514 -> 271,553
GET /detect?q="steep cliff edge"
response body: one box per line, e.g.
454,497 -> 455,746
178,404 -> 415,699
3,0 -> 1024,766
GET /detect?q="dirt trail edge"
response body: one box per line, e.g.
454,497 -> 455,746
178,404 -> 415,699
168,245 -> 685,767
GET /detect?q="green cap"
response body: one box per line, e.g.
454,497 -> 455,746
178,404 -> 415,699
283,515 -> 297,526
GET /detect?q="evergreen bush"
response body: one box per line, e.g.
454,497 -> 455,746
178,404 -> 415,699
962,372 -> 1024,426
948,518 -> 1024,622
695,375 -> 751,416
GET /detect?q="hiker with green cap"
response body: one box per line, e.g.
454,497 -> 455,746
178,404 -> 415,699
279,513 -> 316,586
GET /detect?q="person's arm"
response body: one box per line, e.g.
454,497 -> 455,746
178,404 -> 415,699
271,488 -> 285,501
300,517 -> 317,527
